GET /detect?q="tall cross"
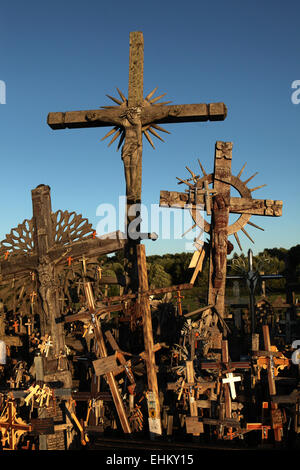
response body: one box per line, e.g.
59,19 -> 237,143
47,31 -> 227,292
160,141 -> 283,317
227,248 -> 283,332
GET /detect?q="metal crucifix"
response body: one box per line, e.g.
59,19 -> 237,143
227,249 -> 284,332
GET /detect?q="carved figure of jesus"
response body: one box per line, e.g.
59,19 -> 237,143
212,194 -> 233,289
121,107 -> 143,202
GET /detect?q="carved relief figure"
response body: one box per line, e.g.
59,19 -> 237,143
120,107 -> 143,201
212,194 -> 233,289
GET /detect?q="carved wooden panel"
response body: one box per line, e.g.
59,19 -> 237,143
52,210 -> 94,246
0,219 -> 35,256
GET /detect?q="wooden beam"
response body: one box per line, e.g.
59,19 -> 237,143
137,244 -> 162,435
222,340 -> 232,418
262,325 -> 277,396
84,282 -> 132,434
47,103 -> 227,130
128,31 -> 144,108
160,191 -> 283,217
207,142 -> 232,316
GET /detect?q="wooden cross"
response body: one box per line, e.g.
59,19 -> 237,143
136,244 -> 162,436
104,330 -> 135,389
24,318 -> 33,335
222,373 -> 241,400
47,31 -> 227,292
167,362 -> 214,436
30,291 -> 37,304
254,325 -> 289,396
12,319 -> 19,334
67,256 -> 73,266
246,422 -> 271,440
0,397 -> 32,450
0,184 -> 126,360
160,141 -> 283,316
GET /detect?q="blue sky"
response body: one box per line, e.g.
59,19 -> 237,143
0,0 -> 299,257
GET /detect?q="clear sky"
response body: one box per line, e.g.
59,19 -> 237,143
0,0 -> 299,257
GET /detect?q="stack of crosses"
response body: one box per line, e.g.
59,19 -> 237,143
44,30 -> 226,444
0,31 -> 295,451
0,31 -> 226,449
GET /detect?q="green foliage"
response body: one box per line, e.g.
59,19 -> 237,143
97,243 -> 300,301
147,263 -> 172,289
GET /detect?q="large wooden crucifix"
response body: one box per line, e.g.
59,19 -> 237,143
160,141 -> 283,317
47,31 -> 227,292
0,184 -> 126,372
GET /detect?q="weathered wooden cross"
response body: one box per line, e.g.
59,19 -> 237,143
160,141 -> 283,316
47,31 -> 227,292
0,185 -> 126,369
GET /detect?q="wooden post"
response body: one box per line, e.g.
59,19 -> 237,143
136,244 -> 162,436
221,340 -> 232,418
262,325 -> 276,396
160,142 -> 283,317
47,32 -> 227,292
31,185 -> 66,356
207,142 -> 233,316
34,356 -> 47,450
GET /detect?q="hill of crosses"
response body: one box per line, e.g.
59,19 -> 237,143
0,31 -> 299,452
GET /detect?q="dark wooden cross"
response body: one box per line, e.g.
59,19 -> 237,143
227,248 -> 283,332
160,141 -> 283,317
47,31 -> 227,292
0,185 -> 126,365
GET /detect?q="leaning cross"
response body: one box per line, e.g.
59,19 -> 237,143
83,281 -> 132,434
47,31 -> 227,292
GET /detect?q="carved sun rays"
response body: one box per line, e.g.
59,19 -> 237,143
100,88 -> 171,150
177,159 -> 266,251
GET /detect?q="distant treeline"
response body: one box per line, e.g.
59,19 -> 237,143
98,245 -> 300,307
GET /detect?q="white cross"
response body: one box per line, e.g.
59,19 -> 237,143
222,372 -> 241,399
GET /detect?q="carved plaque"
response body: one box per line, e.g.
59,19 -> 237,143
185,416 -> 204,434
